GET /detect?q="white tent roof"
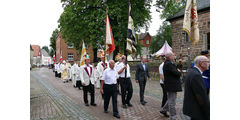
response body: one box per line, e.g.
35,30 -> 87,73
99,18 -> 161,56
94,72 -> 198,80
152,41 -> 172,57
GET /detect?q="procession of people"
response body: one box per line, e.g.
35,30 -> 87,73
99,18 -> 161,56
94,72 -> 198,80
51,50 -> 210,120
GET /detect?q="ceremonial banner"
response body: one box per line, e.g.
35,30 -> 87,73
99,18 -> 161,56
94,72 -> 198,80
105,13 -> 115,54
80,42 -> 87,66
126,4 -> 137,58
183,0 -> 199,47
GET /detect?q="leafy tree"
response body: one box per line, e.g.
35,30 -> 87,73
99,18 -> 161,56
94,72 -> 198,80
58,0 -> 152,59
49,28 -> 59,56
135,34 -> 143,56
42,46 -> 49,54
150,21 -> 172,54
49,48 -> 54,57
151,0 -> 186,54
155,0 -> 186,20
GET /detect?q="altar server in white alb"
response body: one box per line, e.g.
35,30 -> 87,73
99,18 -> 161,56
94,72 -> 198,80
54,62 -> 58,77
80,55 -> 97,106
57,62 -> 61,78
66,60 -> 72,81
96,53 -> 109,89
72,61 -> 80,88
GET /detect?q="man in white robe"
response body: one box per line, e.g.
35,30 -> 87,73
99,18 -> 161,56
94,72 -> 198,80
61,60 -> 69,83
66,60 -> 72,81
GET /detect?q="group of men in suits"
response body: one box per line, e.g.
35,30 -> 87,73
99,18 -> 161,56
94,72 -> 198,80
158,52 -> 210,120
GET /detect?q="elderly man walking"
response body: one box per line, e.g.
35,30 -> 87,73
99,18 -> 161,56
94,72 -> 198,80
160,52 -> 182,120
135,56 -> 151,105
116,55 -> 133,108
100,60 -> 120,119
183,56 -> 210,120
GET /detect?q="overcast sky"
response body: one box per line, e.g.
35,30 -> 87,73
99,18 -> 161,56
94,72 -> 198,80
28,0 -> 163,48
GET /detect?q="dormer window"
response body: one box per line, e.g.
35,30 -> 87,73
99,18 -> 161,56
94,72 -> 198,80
68,43 -> 74,48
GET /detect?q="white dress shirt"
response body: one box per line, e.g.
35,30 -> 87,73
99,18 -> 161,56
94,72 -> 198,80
141,62 -> 146,71
117,62 -> 131,78
101,68 -> 118,84
159,62 -> 164,84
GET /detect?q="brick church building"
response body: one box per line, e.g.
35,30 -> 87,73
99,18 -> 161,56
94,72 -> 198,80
55,33 -> 94,64
167,0 -> 210,60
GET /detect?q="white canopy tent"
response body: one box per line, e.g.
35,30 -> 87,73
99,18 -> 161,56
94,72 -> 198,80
152,41 -> 172,57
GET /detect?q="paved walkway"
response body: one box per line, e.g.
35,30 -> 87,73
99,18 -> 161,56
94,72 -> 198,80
31,68 -> 190,120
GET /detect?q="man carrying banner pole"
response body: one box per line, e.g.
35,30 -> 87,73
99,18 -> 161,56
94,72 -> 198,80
100,7 -> 115,100
117,1 -> 135,109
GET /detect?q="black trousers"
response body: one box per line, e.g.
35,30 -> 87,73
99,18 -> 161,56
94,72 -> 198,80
76,80 -> 82,89
119,77 -> 133,105
55,71 -> 57,77
100,80 -> 104,99
139,80 -> 146,102
103,84 -> 118,115
117,78 -> 120,94
82,82 -> 95,104
160,83 -> 168,107
58,73 -> 61,78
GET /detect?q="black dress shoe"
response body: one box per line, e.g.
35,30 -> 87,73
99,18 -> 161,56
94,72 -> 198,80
85,103 -> 89,106
113,114 -> 120,119
127,103 -> 133,107
91,103 -> 97,106
141,102 -> 145,105
104,110 -> 108,113
122,104 -> 127,108
160,111 -> 169,117
144,101 -> 147,103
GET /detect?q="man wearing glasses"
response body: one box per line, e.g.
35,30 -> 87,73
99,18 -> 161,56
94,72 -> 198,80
183,55 -> 210,120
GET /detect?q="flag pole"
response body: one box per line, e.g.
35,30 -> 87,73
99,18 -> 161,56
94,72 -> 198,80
125,0 -> 130,80
186,32 -> 191,70
104,7 -> 109,65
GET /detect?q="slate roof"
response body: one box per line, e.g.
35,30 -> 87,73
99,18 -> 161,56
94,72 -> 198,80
41,49 -> 50,57
166,0 -> 210,21
138,32 -> 151,40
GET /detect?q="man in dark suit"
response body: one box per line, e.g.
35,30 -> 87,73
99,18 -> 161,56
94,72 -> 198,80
183,56 -> 210,120
160,52 -> 182,120
135,56 -> 151,105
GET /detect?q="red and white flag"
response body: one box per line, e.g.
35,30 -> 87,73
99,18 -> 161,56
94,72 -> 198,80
105,13 -> 115,55
53,55 -> 55,63
183,0 -> 199,47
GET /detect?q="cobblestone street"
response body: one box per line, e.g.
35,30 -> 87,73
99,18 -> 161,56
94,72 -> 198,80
31,68 -> 190,120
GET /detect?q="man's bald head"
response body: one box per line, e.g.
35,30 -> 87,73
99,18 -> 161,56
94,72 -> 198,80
109,60 -> 115,69
194,55 -> 210,71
